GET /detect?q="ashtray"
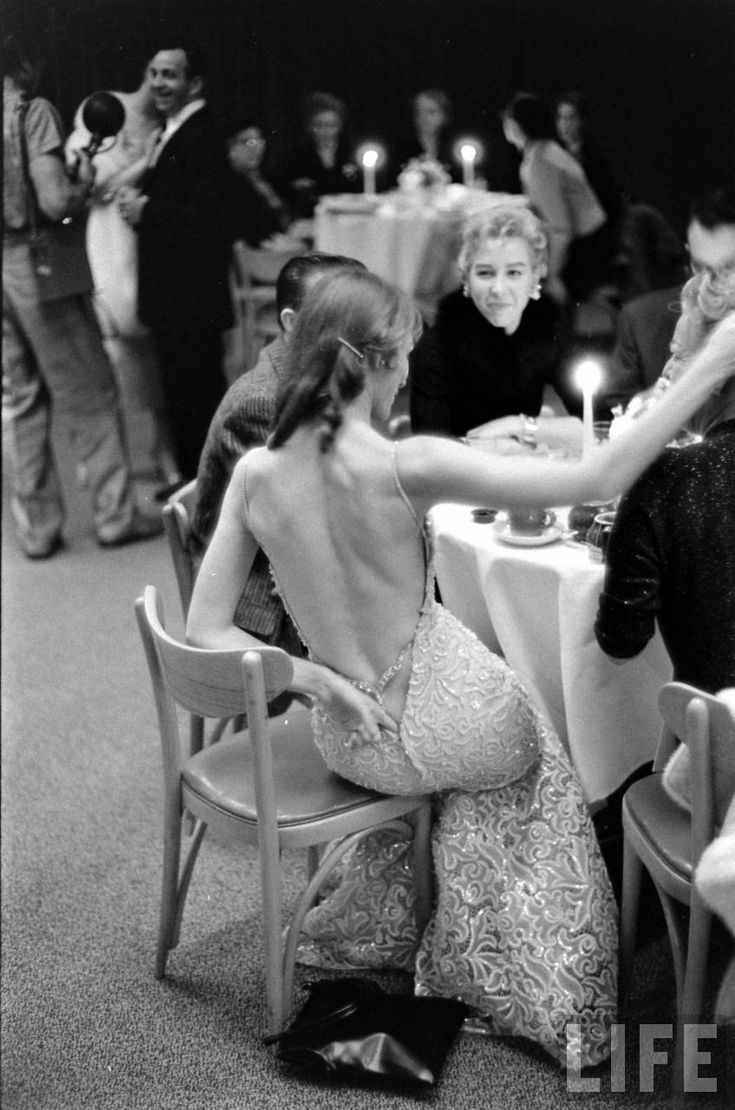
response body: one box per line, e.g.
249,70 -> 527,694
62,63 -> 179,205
471,508 -> 498,523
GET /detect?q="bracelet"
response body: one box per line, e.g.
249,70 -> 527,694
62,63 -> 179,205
519,414 -> 538,449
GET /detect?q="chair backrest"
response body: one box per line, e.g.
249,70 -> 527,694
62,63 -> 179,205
161,480 -> 199,616
135,585 -> 293,785
658,682 -> 735,861
229,241 -> 289,372
232,239 -> 302,288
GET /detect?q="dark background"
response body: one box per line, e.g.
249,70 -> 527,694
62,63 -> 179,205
5,0 -> 735,234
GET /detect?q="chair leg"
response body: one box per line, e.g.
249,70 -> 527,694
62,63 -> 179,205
280,832 -> 370,1027
184,716 -> 206,836
258,829 -> 285,1036
279,819 -> 417,1030
656,886 -> 688,1010
189,714 -> 205,756
207,717 -> 232,747
156,806 -> 183,978
155,814 -> 206,978
411,803 -> 434,938
170,819 -> 207,950
675,897 -> 712,1095
619,836 -> 644,1006
306,845 -> 321,881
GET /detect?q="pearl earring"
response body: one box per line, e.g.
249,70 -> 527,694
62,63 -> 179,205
530,281 -> 542,301
462,283 -> 470,298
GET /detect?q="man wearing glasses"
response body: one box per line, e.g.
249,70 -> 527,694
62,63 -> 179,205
605,186 -> 735,411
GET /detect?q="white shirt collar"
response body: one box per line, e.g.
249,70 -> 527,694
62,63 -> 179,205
160,97 -> 206,144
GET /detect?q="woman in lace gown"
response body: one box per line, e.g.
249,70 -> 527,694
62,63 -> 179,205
187,268 -> 734,1068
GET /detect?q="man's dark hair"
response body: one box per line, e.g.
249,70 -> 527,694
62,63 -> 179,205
689,187 -> 735,230
224,116 -> 262,143
276,253 -> 366,316
147,36 -> 206,82
2,32 -> 42,94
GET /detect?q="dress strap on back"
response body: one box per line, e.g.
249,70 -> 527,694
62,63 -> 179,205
391,441 -> 423,534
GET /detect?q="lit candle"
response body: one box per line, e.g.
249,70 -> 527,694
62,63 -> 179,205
574,359 -> 603,457
361,148 -> 379,196
460,142 -> 477,187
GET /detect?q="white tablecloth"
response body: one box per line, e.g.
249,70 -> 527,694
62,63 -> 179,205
431,503 -> 673,804
314,198 -> 462,303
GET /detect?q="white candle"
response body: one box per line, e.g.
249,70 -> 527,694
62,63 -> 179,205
361,149 -> 379,196
460,142 -> 477,187
574,359 -> 603,457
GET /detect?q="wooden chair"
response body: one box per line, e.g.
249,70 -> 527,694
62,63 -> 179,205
135,585 -> 434,1034
619,681 -> 735,1092
161,479 -> 225,756
161,478 -> 199,618
229,241 -> 301,372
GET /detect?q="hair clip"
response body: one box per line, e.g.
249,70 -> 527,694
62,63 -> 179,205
337,337 -> 364,360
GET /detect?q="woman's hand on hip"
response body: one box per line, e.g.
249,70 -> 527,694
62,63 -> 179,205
319,671 -> 399,749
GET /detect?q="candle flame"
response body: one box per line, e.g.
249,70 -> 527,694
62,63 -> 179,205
574,358 -> 603,393
361,148 -> 379,169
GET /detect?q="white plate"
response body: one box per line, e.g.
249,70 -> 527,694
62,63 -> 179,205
494,520 -> 564,547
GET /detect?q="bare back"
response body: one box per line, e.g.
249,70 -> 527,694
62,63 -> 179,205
242,419 -> 427,716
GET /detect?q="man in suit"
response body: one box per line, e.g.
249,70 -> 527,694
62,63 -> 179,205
603,285 -> 683,412
118,39 -> 234,487
604,186 -> 735,414
190,252 -> 364,653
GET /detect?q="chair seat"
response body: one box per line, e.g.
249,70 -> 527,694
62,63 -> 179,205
623,773 -> 692,880
182,709 -> 403,826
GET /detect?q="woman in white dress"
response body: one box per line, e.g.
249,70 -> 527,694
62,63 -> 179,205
66,78 -> 179,489
186,268 -> 734,1067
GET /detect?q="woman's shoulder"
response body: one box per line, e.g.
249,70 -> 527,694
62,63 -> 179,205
25,96 -> 65,152
520,293 -> 569,335
233,444 -> 269,478
432,287 -> 482,337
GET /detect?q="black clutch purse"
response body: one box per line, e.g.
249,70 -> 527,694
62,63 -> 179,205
265,978 -> 469,1089
18,99 -> 94,303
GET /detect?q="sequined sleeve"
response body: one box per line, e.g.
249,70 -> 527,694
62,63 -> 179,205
594,472 -> 661,660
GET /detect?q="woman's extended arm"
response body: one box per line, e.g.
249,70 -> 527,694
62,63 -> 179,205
402,312 -> 735,513
186,456 -> 399,744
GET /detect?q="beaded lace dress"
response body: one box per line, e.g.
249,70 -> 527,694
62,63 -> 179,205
242,447 -> 618,1068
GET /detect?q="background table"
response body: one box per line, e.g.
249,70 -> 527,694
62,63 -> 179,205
431,503 -> 673,804
314,195 -> 462,307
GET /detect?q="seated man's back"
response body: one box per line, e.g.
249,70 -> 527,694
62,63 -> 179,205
603,285 -> 682,412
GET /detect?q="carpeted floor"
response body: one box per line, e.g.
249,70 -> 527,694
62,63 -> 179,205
2,415 -> 733,1109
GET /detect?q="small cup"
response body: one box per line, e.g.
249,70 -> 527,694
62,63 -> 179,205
507,507 -> 556,536
586,510 -> 617,561
568,500 -> 614,540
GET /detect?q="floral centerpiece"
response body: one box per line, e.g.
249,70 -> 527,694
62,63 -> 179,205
397,155 -> 451,195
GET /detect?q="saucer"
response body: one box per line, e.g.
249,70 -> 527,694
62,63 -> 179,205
494,520 -> 564,547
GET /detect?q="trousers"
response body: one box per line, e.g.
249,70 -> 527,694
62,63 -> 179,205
2,240 -> 138,547
152,326 -> 227,480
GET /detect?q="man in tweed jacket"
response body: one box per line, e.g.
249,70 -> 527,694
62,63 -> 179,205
190,252 -> 364,653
